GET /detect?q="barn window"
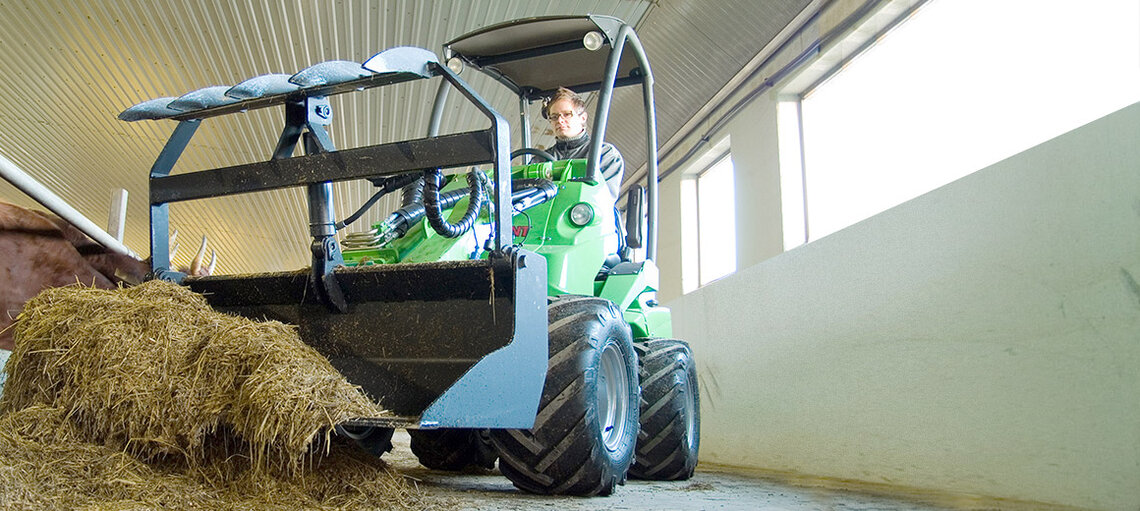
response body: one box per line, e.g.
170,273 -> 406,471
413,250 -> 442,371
782,0 -> 1140,242
681,142 -> 737,294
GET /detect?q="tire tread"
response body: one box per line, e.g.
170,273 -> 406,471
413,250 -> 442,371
490,295 -> 638,496
629,338 -> 700,481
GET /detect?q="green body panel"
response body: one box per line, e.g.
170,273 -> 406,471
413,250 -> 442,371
401,202 -> 491,264
342,158 -> 673,339
514,182 -> 615,295
623,305 -> 673,339
597,260 -> 658,311
599,260 -> 673,339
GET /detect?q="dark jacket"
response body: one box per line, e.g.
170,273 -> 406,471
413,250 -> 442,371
549,132 -> 624,199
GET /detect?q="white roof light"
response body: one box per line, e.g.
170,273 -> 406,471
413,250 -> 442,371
583,31 -> 605,51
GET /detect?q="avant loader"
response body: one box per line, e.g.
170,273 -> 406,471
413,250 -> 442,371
122,15 -> 699,496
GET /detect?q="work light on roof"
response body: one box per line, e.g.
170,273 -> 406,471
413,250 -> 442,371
446,57 -> 464,74
582,31 -> 605,51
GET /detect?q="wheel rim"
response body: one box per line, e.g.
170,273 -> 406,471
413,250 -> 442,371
597,340 -> 630,452
683,368 -> 698,450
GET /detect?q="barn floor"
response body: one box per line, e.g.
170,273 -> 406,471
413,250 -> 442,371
385,431 -> 996,511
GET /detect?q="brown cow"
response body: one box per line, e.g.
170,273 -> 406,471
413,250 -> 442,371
0,201 -> 152,350
0,202 -> 225,351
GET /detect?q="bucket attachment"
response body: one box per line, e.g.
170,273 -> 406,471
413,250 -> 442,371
186,250 -> 548,429
127,46 -> 546,429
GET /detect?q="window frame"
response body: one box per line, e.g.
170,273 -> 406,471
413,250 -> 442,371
681,143 -> 737,293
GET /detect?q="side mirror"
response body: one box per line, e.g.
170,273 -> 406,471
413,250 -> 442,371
624,185 -> 645,250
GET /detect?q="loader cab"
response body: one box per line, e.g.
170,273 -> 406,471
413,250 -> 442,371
433,20 -> 697,491
438,15 -> 661,276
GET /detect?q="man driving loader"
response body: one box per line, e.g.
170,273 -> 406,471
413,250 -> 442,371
542,87 -> 624,198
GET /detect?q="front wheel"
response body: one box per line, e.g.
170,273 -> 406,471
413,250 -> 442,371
336,425 -> 395,457
408,428 -> 496,471
490,296 -> 639,496
629,338 -> 700,480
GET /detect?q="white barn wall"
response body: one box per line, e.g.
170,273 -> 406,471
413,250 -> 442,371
667,102 -> 1140,509
656,94 -> 786,303
730,97 -> 786,271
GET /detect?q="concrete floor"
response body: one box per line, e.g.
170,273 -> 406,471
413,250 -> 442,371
386,431 -> 979,511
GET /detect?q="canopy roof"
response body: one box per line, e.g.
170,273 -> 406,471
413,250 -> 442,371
444,15 -> 642,99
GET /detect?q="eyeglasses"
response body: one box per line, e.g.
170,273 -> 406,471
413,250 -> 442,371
548,111 -> 582,120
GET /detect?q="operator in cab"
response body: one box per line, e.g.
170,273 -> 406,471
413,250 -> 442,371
542,87 -> 624,199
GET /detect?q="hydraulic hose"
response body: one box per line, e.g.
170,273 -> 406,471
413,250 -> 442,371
399,177 -> 424,207
422,168 -> 486,238
336,172 -> 422,230
387,187 -> 471,235
346,175 -> 555,250
510,179 -> 558,212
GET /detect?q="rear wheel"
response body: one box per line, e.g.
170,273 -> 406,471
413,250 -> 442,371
490,296 -> 639,496
629,338 -> 700,480
408,428 -> 497,471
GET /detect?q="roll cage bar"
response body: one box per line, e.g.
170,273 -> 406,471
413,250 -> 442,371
439,15 -> 660,261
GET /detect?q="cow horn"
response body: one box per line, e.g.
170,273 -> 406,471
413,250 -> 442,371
189,235 -> 208,275
205,250 -> 218,276
169,229 -> 180,264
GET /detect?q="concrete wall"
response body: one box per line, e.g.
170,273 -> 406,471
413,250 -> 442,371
668,102 -> 1140,510
656,94 -> 786,303
729,97 -> 786,271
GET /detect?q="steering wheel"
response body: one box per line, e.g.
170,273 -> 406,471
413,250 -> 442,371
510,147 -> 557,163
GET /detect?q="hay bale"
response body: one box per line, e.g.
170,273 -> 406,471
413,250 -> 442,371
0,405 -> 431,510
0,281 -> 441,510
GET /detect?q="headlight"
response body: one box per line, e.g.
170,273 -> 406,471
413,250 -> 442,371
569,203 -> 594,227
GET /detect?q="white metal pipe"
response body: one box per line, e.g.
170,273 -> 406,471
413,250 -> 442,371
0,152 -> 140,259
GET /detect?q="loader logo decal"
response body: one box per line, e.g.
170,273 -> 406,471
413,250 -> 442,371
512,225 -> 530,238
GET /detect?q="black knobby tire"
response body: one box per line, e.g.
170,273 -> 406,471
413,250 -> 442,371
490,296 -> 639,496
628,338 -> 700,480
408,428 -> 497,471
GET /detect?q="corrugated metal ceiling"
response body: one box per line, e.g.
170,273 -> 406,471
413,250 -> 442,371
0,0 -> 811,274
606,0 -> 814,175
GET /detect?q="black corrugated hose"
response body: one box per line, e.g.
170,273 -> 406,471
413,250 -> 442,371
422,168 -> 486,238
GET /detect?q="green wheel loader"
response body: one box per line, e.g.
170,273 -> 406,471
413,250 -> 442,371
122,15 -> 698,496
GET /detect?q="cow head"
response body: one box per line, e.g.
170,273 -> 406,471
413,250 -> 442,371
170,230 -> 217,276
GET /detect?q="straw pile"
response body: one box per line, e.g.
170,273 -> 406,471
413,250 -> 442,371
0,280 -> 439,510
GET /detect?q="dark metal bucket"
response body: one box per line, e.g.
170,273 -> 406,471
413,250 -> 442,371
185,251 -> 548,429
